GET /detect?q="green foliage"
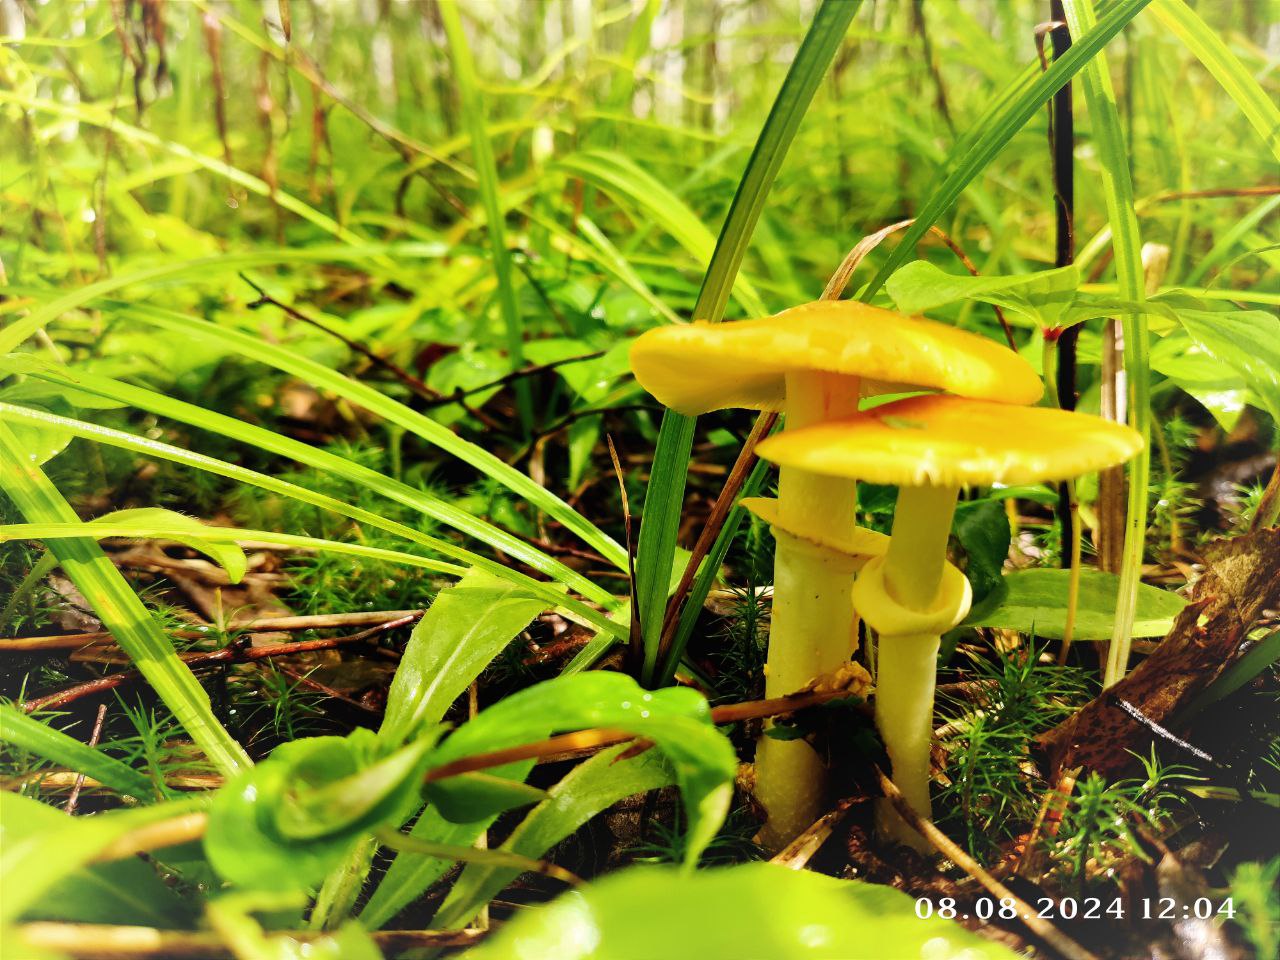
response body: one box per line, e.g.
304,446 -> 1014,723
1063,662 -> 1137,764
964,568 -> 1188,640
466,863 -> 1020,960
937,647 -> 1091,858
1229,856 -> 1280,960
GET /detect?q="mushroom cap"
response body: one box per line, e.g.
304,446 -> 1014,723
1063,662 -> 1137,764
754,394 -> 1143,487
629,301 -> 1042,415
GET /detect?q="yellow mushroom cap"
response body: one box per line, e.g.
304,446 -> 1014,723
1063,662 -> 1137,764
629,301 -> 1042,415
754,394 -> 1143,488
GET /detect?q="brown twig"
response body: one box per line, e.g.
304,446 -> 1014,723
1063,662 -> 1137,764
0,610 -> 425,652
769,796 -> 858,870
416,351 -> 605,411
16,922 -> 487,958
875,767 -> 1099,960
21,615 -> 418,713
65,703 -> 108,815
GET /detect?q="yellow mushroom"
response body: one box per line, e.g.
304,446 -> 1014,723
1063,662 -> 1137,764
630,302 -> 1042,848
756,393 -> 1143,849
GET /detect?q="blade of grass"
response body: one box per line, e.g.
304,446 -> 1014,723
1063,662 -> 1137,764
1150,0 -> 1280,163
635,0 -> 862,685
1061,0 -> 1152,688
0,391 -> 619,632
861,0 -> 1155,301
0,90 -> 371,248
438,0 -> 531,433
0,704 -> 158,801
0,422 -> 249,776
4,301 -> 626,581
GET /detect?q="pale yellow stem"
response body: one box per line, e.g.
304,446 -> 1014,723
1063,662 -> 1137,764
755,370 -> 860,850
884,485 -> 959,610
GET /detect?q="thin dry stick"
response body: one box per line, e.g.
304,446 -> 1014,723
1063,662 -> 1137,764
22,615 -> 418,713
769,797 -> 857,870
1013,766 -> 1080,879
875,768 -> 1099,960
64,703 -> 107,815
0,610 -> 423,651
17,922 -> 486,959
820,218 -> 1017,350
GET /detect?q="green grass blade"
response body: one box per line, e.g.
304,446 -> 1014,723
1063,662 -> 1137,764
0,397 -> 620,631
0,89 -> 370,248
3,322 -> 624,590
0,704 -> 159,801
1062,0 -> 1153,688
557,150 -> 768,317
438,0 -> 532,432
0,245 -> 447,356
0,423 -> 248,776
1151,0 -> 1280,162
861,0 -> 1154,301
634,0 -> 861,684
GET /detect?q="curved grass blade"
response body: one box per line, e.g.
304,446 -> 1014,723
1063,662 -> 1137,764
635,0 -> 862,683
0,352 -> 620,607
0,403 -> 622,636
438,0 -> 531,431
0,704 -> 158,801
1061,0 -> 1152,688
0,245 -> 447,356
0,423 -> 248,776
115,301 -> 625,571
861,0 -> 1155,301
557,150 -> 767,317
0,90 -> 370,248
1151,0 -> 1280,162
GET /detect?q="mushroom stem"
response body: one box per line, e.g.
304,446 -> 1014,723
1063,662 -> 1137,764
754,371 -> 860,849
883,485 -> 959,610
867,484 -> 963,850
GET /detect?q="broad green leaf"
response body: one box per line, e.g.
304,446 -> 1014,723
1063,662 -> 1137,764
1149,331 -> 1249,431
380,569 -> 557,747
886,260 -> 1082,328
0,793 -> 194,928
0,704 -> 157,801
425,673 -> 735,866
0,792 -> 207,925
1176,308 -> 1280,422
465,863 -> 1019,960
0,422 -> 249,776
964,569 -> 1187,640
951,500 -> 1012,607
205,731 -> 442,891
635,0 -> 862,686
434,743 -> 675,931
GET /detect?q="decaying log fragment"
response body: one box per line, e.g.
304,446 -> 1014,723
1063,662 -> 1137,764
1038,527 -> 1280,777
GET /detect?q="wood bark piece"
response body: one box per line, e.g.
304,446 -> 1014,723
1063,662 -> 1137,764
1038,527 -> 1280,777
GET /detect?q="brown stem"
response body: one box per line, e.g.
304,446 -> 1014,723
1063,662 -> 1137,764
16,922 -> 486,958
64,703 -> 107,815
21,616 -> 417,713
875,767 -> 1099,960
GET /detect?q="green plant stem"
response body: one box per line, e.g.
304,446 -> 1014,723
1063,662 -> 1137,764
438,0 -> 531,433
634,0 -> 861,686
1062,0 -> 1152,689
